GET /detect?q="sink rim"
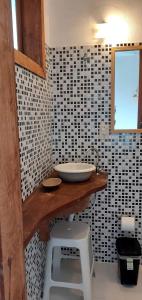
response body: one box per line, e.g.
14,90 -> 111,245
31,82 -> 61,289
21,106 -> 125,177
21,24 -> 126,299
54,162 -> 96,174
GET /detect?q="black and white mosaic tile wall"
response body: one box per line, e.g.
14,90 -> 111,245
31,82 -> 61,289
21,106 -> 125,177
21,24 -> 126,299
15,47 -> 53,299
51,43 -> 142,263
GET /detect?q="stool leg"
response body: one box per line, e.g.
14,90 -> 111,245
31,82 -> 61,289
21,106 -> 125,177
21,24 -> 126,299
43,242 -> 53,300
80,239 -> 92,300
89,235 -> 95,277
53,246 -> 62,277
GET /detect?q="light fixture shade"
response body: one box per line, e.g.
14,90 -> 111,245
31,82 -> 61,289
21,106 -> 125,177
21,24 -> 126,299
95,16 -> 129,44
95,23 -> 108,39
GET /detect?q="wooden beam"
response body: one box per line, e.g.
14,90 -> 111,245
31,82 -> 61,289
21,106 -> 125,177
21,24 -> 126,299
0,232 -> 5,300
0,0 -> 26,299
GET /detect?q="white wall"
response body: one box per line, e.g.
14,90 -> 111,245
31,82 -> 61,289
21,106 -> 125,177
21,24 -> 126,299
44,0 -> 142,47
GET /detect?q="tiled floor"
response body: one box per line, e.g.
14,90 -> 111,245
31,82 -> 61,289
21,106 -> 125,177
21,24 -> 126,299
50,261 -> 142,300
93,262 -> 142,300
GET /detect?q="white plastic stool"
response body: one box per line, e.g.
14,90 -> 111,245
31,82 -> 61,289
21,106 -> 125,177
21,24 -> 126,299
43,221 -> 94,300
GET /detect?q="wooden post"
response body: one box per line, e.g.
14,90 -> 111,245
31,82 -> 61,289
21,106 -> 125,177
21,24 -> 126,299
0,0 -> 26,299
0,232 -> 5,300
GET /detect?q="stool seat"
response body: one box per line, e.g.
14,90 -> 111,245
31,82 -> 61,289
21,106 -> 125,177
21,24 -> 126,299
51,221 -> 90,240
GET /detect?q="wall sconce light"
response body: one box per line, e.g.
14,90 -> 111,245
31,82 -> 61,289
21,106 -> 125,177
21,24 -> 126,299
95,22 -> 108,40
95,16 -> 129,44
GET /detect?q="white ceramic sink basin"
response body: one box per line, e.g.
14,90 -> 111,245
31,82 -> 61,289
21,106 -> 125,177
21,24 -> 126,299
54,162 -> 96,182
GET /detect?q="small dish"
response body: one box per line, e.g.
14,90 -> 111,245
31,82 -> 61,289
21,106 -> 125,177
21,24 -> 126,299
41,177 -> 62,191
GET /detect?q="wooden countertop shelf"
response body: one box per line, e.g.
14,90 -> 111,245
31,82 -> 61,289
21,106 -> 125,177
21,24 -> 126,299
23,171 -> 108,247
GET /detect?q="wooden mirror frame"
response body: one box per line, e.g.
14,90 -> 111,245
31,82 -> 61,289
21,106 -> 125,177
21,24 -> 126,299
14,0 -> 46,78
111,45 -> 142,134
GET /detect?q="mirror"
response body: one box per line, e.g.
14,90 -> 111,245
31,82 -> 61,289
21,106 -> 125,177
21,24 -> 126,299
111,46 -> 142,133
